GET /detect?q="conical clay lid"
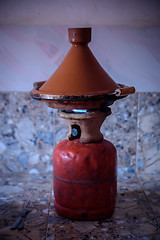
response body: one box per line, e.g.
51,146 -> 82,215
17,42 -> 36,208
39,28 -> 119,96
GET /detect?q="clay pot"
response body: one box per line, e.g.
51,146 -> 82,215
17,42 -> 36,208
31,28 -> 135,110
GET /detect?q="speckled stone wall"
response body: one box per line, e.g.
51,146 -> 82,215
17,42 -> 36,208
0,92 -> 159,178
0,92 -> 54,177
137,93 -> 160,175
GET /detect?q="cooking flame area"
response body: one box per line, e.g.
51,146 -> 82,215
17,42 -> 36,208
62,109 -> 88,114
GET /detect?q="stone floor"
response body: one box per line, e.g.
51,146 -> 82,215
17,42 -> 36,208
0,172 -> 160,240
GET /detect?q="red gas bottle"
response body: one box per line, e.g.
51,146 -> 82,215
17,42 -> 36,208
53,138 -> 117,220
31,27 -> 135,220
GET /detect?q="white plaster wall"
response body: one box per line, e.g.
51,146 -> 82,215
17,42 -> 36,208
0,0 -> 160,92
1,0 -> 160,27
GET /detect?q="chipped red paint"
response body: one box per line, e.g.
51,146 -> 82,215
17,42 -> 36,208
53,139 -> 117,220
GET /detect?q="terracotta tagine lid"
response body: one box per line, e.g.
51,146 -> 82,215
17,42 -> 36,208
31,28 -> 135,109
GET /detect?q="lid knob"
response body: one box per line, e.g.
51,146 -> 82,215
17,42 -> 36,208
68,28 -> 91,44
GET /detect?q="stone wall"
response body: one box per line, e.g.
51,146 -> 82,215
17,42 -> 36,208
0,92 -> 159,178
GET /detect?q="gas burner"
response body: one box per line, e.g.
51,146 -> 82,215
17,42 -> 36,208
31,27 -> 135,220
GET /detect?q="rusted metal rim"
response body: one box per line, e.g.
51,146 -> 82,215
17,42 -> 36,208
30,81 -> 135,110
31,89 -> 119,102
31,82 -> 127,102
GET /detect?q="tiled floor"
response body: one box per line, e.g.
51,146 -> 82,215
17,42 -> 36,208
0,172 -> 160,240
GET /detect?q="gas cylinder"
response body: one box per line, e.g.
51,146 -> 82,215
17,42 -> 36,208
30,27 -> 135,220
53,138 -> 117,220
